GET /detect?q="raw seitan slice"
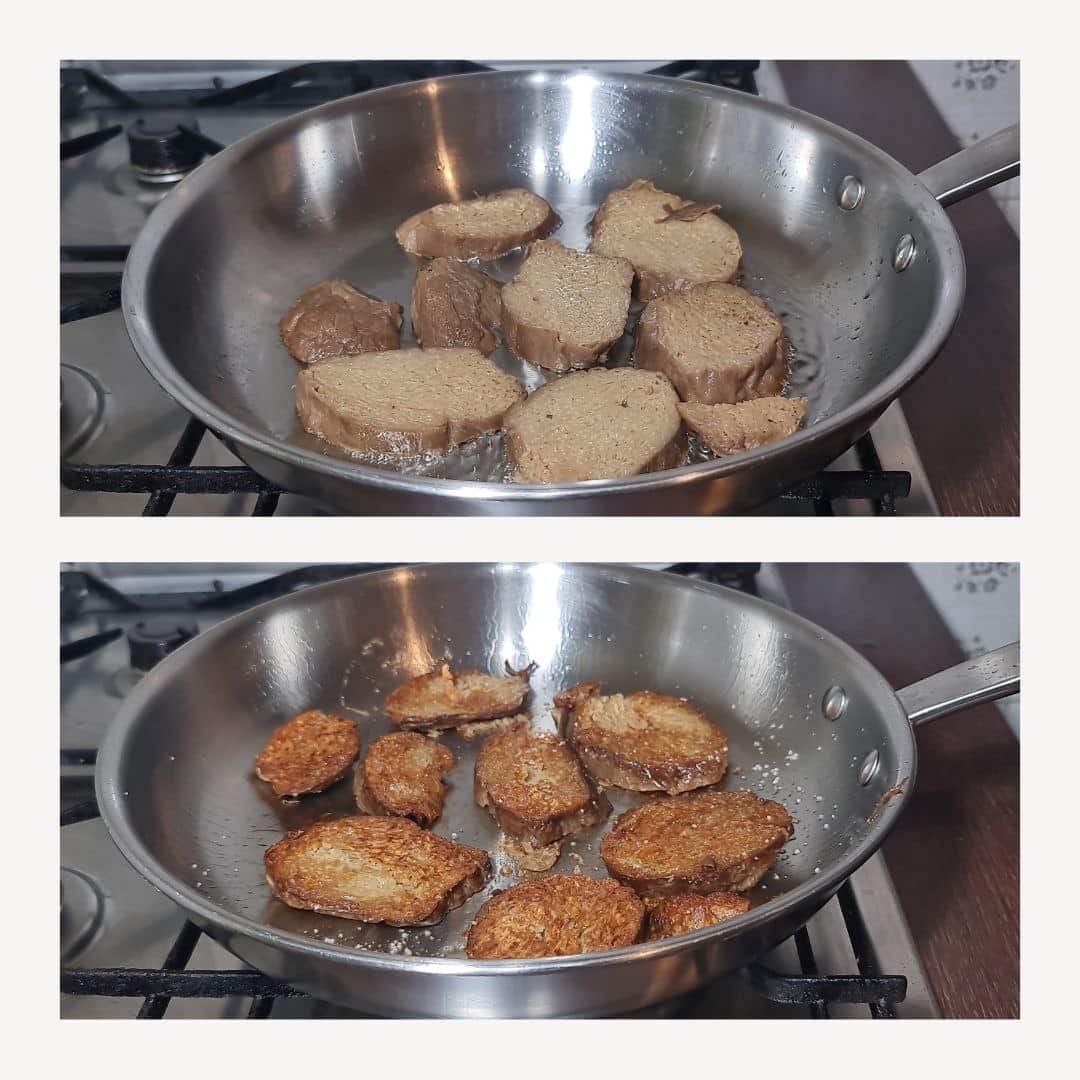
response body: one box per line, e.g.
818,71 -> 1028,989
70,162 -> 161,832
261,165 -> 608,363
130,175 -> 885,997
500,240 -> 634,372
411,258 -> 502,355
502,367 -> 685,484
678,396 -> 807,455
280,280 -> 402,364
395,188 -> 560,260
601,790 -> 794,897
465,874 -> 644,959
385,663 -> 534,731
635,281 -> 788,404
264,815 -> 490,926
295,347 -> 525,455
590,179 -> 741,300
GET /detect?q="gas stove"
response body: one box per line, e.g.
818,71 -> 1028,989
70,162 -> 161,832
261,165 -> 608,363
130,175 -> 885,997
59,60 -> 933,516
60,563 -> 939,1018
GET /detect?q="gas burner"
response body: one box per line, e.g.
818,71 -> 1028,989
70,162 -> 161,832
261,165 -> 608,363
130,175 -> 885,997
127,621 -> 198,671
126,118 -> 206,183
61,867 -> 105,963
60,365 -> 106,456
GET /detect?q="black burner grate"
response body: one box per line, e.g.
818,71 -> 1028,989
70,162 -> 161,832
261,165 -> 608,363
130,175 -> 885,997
59,901 -> 905,1018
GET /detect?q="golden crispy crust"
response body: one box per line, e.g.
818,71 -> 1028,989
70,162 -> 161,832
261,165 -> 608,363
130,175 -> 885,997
646,891 -> 750,940
386,663 -> 534,731
254,710 -> 360,797
465,875 -> 644,959
601,790 -> 793,897
355,732 -> 455,826
564,690 -> 728,794
474,721 -> 610,846
264,816 -> 490,926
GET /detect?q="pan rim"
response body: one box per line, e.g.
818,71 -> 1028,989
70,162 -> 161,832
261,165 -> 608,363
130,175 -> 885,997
120,69 -> 966,506
95,562 -> 918,978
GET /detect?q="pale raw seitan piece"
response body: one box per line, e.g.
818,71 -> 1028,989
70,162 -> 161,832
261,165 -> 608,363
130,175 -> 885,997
474,720 -> 610,846
635,282 -> 788,404
646,892 -> 750,940
385,662 -> 534,732
601,790 -> 794,897
465,875 -> 644,959
355,732 -> 455,826
280,280 -> 403,365
411,258 -> 502,355
395,188 -> 560,260
590,179 -> 742,300
679,397 -> 807,455
254,710 -> 360,797
502,367 -> 685,484
500,240 -> 634,371
295,347 -> 525,455
264,816 -> 490,926
560,685 -> 728,794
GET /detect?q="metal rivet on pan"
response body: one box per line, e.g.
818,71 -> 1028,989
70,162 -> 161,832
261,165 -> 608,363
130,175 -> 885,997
858,749 -> 881,786
822,685 -> 848,721
837,175 -> 865,210
893,233 -> 917,271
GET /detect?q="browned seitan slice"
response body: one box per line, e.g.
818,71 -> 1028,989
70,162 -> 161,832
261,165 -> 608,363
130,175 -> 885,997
395,189 -> 560,260
264,816 -> 490,926
561,686 -> 728,794
635,282 -> 788,404
295,347 -> 524,455
474,720 -> 610,847
355,732 -> 455,826
279,280 -> 402,364
465,875 -> 644,959
385,663 -> 534,731
254,710 -> 360,797
601,790 -> 794,897
590,179 -> 741,300
411,258 -> 502,354
678,397 -> 807,455
646,891 -> 751,940
500,240 -> 634,371
502,367 -> 685,484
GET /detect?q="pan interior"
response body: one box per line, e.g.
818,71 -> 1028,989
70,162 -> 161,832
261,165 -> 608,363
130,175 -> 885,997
133,72 -> 955,483
105,565 -> 913,961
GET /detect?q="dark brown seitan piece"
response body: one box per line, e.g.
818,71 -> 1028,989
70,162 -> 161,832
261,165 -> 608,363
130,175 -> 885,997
411,258 -> 502,354
279,280 -> 402,365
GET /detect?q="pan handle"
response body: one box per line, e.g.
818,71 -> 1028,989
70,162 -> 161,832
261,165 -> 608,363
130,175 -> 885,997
917,124 -> 1019,208
895,641 -> 1018,727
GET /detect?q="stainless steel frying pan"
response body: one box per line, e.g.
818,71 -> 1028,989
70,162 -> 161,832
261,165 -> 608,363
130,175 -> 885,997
95,564 -> 1019,1016
122,70 -> 1019,515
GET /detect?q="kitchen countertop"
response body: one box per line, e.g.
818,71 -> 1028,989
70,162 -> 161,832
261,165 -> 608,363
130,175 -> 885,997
777,61 -> 1019,517
777,563 -> 1019,1018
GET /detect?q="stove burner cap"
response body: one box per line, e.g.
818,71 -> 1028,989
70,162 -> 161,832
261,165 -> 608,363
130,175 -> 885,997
61,867 -> 106,963
126,118 -> 204,182
127,620 -> 198,672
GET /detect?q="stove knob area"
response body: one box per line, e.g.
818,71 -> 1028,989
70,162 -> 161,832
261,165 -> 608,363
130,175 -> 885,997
127,621 -> 198,672
126,118 -> 205,181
